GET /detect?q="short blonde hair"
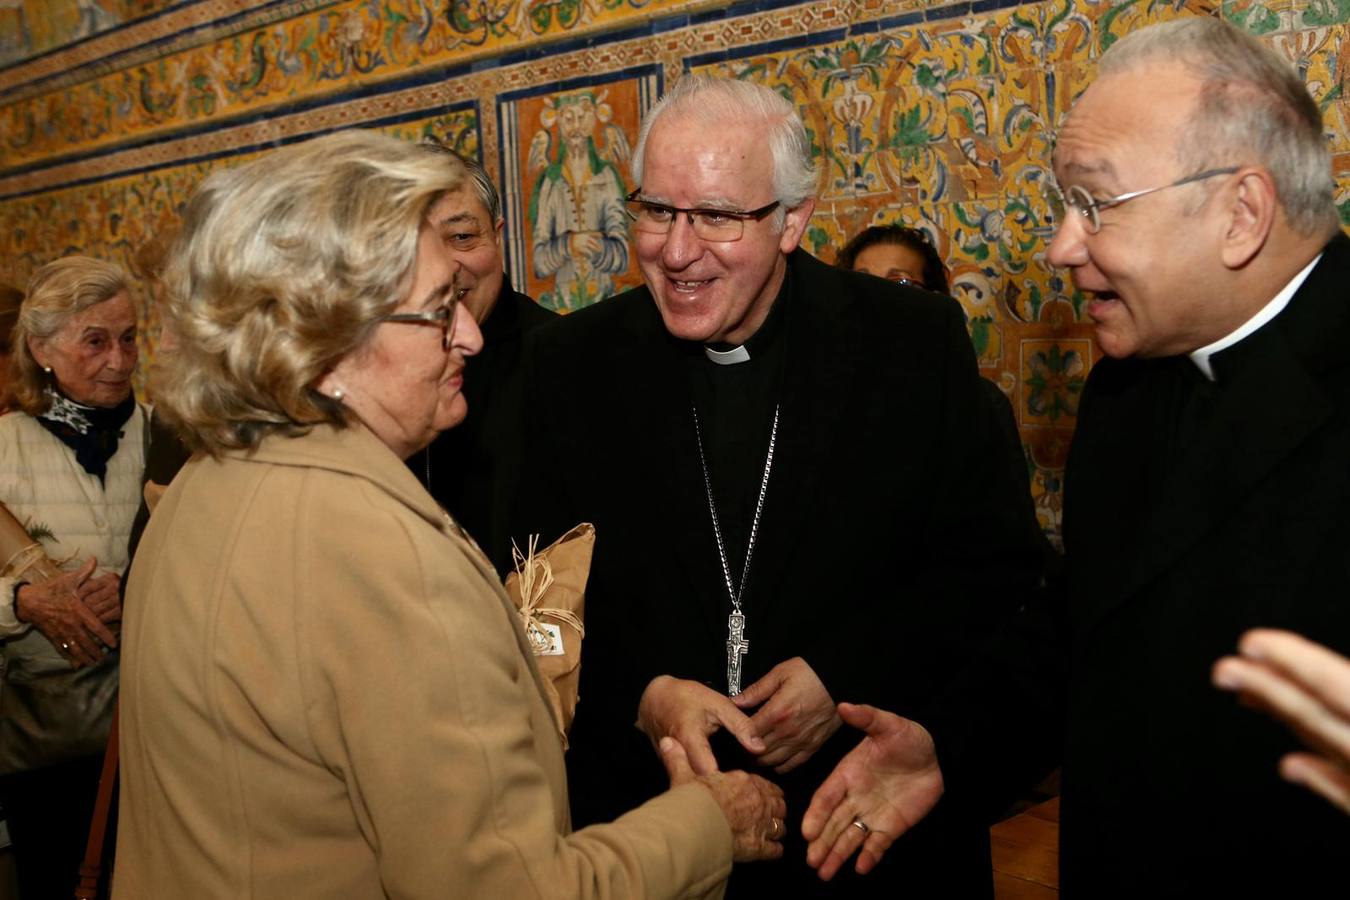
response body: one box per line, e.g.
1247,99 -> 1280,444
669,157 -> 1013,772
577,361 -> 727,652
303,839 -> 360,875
156,129 -> 466,454
9,257 -> 131,415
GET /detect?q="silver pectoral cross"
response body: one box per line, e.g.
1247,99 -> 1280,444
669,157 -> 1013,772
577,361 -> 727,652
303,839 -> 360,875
726,610 -> 749,696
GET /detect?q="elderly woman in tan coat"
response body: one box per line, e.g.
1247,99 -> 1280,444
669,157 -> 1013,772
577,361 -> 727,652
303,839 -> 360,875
114,129 -> 785,899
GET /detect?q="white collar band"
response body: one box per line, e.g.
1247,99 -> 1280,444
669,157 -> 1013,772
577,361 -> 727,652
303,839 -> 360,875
1188,252 -> 1320,381
704,344 -> 751,365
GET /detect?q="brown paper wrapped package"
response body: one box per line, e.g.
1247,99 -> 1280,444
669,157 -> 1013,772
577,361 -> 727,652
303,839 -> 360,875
0,502 -> 62,583
505,523 -> 594,747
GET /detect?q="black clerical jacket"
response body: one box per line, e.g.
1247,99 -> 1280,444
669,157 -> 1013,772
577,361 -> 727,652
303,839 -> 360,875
927,233 -> 1350,897
517,250 -> 1046,897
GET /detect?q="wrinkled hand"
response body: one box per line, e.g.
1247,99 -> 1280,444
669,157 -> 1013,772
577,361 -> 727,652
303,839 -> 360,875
802,703 -> 944,881
14,558 -> 119,667
78,571 -> 122,625
732,656 -> 841,773
660,736 -> 786,862
637,675 -> 765,775
1214,629 -> 1350,815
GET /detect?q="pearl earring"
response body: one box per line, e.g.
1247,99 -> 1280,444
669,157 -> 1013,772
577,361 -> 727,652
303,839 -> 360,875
42,366 -> 52,374
332,388 -> 345,400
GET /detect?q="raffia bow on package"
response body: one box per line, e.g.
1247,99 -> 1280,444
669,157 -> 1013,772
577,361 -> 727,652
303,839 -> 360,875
506,523 -> 594,747
0,502 -> 62,584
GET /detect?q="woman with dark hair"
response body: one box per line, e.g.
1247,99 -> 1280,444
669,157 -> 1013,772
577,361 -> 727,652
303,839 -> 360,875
838,221 -> 1052,562
835,224 -> 949,293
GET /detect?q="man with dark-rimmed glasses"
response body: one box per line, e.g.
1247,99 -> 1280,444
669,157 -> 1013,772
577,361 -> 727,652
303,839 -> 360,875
805,16 -> 1350,896
516,74 -> 1046,897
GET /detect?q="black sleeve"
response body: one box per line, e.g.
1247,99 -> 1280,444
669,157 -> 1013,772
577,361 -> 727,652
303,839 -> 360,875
808,297 -> 1048,709
121,410 -> 192,599
916,574 -> 1070,822
912,343 -> 1090,820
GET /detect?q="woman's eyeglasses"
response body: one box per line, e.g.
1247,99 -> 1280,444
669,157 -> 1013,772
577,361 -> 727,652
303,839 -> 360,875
378,289 -> 466,350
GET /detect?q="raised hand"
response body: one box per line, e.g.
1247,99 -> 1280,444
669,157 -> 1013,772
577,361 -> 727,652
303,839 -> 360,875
1214,628 -> 1350,815
637,674 -> 765,775
801,703 -> 943,880
732,656 -> 841,773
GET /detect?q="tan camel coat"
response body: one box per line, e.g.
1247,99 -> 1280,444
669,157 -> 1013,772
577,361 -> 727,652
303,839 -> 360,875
114,422 -> 731,899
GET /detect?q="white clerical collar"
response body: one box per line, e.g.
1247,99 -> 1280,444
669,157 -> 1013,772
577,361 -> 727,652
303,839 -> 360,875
704,344 -> 751,365
1188,253 -> 1321,381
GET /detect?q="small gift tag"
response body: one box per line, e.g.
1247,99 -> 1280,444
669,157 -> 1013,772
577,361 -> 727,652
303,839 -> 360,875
507,525 -> 595,743
527,620 -> 565,656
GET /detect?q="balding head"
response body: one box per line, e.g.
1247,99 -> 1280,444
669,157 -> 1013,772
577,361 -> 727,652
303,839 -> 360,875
1098,16 -> 1336,238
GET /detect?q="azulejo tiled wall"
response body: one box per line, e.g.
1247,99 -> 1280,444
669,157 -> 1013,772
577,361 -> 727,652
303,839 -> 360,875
1,0 -> 1347,543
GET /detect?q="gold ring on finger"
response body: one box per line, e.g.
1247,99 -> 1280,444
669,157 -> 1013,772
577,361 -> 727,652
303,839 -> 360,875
851,817 -> 870,836
767,817 -> 782,841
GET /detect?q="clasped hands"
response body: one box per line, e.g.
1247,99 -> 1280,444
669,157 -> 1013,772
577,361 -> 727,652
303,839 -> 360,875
648,629 -> 1350,879
14,557 -> 121,668
639,657 -> 840,864
637,656 -> 843,777
639,661 -> 944,880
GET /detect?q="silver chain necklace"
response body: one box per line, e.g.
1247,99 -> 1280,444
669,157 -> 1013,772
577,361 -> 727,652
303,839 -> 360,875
691,403 -> 779,696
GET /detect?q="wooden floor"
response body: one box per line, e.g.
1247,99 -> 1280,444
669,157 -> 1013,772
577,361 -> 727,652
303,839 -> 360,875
991,797 -> 1060,899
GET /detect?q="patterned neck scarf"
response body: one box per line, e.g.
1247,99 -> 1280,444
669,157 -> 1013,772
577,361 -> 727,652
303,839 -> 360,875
35,386 -> 135,484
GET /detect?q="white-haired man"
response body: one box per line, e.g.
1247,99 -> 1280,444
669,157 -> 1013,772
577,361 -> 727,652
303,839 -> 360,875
517,76 -> 1045,896
804,17 -> 1350,895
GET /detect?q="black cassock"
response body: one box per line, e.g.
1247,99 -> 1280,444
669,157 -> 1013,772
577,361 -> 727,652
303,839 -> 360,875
518,250 -> 1046,897
926,233 -> 1350,897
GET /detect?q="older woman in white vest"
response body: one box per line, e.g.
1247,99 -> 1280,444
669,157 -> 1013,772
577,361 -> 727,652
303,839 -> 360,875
0,255 -> 145,899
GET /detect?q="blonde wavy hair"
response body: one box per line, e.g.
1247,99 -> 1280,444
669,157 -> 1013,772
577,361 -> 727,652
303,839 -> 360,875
9,256 -> 131,415
156,129 -> 466,454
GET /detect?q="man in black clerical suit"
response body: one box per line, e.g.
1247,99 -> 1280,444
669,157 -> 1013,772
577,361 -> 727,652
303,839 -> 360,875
412,151 -> 556,573
803,18 -> 1350,897
516,76 -> 1046,897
